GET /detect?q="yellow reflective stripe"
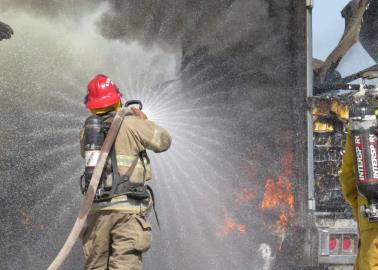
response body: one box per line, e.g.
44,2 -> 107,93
109,195 -> 128,202
116,155 -> 145,168
91,198 -> 152,213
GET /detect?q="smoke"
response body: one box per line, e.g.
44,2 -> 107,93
97,0 -> 293,66
0,0 -> 102,19
0,0 -> 296,86
97,0 -> 233,50
0,8 -> 179,94
0,0 -> 291,54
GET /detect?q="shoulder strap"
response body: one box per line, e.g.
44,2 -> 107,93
110,152 -> 141,195
124,154 -> 140,179
101,111 -> 140,199
98,115 -> 143,200
108,146 -> 120,198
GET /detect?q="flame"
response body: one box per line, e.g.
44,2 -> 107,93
276,212 -> 289,232
19,209 -> 32,225
19,209 -> 44,231
217,208 -> 247,237
222,210 -> 235,236
235,188 -> 254,206
237,224 -> 246,234
260,176 -> 293,211
35,224 -> 45,230
260,137 -> 295,233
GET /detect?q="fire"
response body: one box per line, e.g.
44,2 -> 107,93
260,137 -> 295,233
277,212 -> 289,232
19,209 -> 31,225
235,188 -> 254,206
222,210 -> 234,236
217,208 -> 247,237
19,209 -> 44,231
260,176 -> 293,211
35,224 -> 45,230
237,224 -> 246,234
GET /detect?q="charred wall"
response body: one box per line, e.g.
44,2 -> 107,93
181,0 -> 307,222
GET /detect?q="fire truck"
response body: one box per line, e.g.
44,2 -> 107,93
303,0 -> 378,269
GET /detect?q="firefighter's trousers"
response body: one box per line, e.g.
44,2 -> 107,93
355,228 -> 378,270
81,211 -> 152,270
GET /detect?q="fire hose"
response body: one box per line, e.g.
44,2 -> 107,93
47,107 -> 132,270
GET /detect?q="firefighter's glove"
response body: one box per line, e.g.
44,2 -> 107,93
132,108 -> 148,120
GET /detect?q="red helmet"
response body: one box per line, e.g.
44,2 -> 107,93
85,74 -> 122,109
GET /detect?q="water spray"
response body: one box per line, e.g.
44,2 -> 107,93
258,243 -> 275,270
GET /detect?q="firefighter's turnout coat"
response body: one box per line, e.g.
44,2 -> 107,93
340,131 -> 378,270
80,113 -> 171,270
80,114 -> 171,211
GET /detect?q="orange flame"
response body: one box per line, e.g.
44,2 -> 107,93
235,188 -> 254,206
277,212 -> 289,232
222,210 -> 235,236
260,176 -> 293,211
260,137 -> 295,233
35,224 -> 45,231
217,209 -> 247,237
19,209 -> 44,231
237,224 -> 246,234
19,209 -> 32,225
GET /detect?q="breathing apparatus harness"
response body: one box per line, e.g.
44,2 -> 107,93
349,85 -> 378,222
80,100 -> 158,223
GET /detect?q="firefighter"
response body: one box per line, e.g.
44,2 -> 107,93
340,130 -> 378,269
80,74 -> 171,270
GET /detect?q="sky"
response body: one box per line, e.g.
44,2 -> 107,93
313,0 -> 376,79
